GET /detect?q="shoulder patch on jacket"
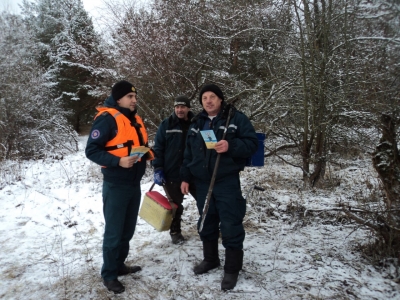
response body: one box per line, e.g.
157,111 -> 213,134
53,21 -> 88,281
91,129 -> 100,139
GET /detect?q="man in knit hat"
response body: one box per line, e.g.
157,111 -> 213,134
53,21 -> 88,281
180,83 -> 258,290
152,95 -> 197,244
86,80 -> 154,294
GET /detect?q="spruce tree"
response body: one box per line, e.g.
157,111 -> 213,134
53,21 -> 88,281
22,0 -> 109,132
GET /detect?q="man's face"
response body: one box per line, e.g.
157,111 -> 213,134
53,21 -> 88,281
201,91 -> 222,116
117,92 -> 137,111
174,105 -> 190,120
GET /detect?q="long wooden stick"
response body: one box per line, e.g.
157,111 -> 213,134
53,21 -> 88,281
199,106 -> 234,232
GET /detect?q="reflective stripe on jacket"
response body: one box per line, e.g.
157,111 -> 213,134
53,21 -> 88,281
152,111 -> 194,181
181,104 -> 258,183
95,107 -> 154,160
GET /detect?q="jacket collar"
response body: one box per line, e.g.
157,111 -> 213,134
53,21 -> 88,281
103,95 -> 137,119
192,102 -> 235,124
169,111 -> 194,128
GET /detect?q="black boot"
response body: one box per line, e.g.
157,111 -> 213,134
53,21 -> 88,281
117,264 -> 142,276
170,232 -> 185,244
193,240 -> 220,274
170,218 -> 185,244
103,279 -> 125,294
221,249 -> 243,291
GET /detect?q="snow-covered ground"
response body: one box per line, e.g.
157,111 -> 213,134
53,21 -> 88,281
0,136 -> 399,299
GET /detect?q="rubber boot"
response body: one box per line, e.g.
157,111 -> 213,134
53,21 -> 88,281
221,249 -> 243,290
193,240 -> 220,274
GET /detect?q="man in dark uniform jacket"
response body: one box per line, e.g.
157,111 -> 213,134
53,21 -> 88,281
152,95 -> 197,244
180,84 -> 257,290
86,80 -> 154,294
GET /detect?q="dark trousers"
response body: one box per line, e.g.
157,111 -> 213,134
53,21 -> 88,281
164,180 -> 197,233
195,174 -> 246,250
101,181 -> 141,281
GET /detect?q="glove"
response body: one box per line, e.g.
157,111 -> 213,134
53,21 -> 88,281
154,169 -> 166,186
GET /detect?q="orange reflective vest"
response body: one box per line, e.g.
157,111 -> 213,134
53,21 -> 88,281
95,107 -> 154,160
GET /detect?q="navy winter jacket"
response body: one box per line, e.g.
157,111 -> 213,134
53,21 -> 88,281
180,103 -> 258,183
152,111 -> 195,182
85,96 -> 147,185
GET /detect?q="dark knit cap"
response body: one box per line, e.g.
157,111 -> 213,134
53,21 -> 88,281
112,80 -> 137,101
174,95 -> 191,108
199,84 -> 224,105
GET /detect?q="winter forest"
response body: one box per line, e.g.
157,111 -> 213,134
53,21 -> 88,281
0,0 -> 400,299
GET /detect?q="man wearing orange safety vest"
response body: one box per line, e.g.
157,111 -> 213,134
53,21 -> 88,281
85,80 -> 154,294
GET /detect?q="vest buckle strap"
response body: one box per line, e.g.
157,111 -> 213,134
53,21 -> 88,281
104,141 -> 130,151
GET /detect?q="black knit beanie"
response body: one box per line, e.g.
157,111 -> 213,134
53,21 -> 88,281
174,95 -> 191,108
199,84 -> 224,105
112,80 -> 137,101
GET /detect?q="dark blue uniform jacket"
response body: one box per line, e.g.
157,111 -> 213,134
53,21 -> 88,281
152,111 -> 195,182
181,103 -> 258,183
85,96 -> 147,185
